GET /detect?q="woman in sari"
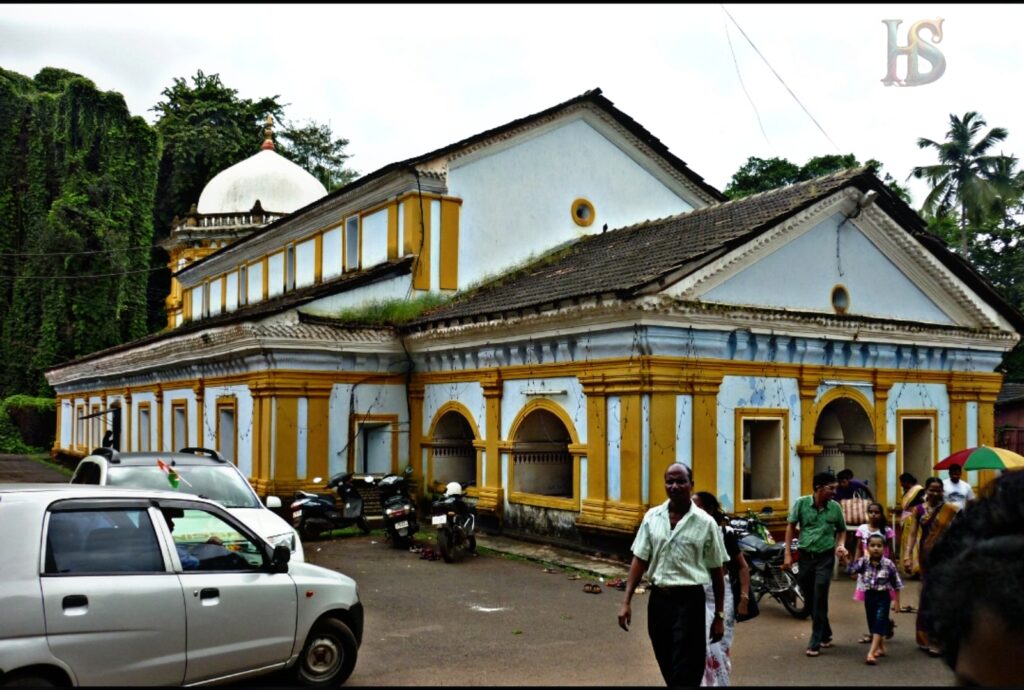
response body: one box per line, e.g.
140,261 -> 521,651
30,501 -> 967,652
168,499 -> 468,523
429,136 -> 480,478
903,476 -> 960,655
898,472 -> 926,579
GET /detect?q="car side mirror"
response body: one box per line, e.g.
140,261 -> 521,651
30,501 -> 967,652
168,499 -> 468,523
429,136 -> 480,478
265,496 -> 282,509
271,544 -> 290,573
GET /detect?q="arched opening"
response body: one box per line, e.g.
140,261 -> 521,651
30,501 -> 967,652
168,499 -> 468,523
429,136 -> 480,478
813,396 -> 875,487
512,409 -> 573,497
431,410 -> 477,488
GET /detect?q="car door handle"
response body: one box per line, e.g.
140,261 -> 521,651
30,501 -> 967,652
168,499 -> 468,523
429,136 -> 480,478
199,588 -> 219,600
62,595 -> 88,609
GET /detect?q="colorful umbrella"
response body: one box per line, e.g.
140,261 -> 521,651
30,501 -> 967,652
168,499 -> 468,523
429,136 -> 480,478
934,446 -> 1024,471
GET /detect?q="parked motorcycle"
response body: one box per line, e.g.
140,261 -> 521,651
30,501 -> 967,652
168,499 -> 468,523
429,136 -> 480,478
378,467 -> 419,548
291,472 -> 373,540
430,480 -> 476,563
729,507 -> 810,619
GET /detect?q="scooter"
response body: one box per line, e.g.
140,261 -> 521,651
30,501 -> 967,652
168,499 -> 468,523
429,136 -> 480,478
430,480 -> 476,563
378,467 -> 419,548
729,507 -> 810,619
291,471 -> 372,540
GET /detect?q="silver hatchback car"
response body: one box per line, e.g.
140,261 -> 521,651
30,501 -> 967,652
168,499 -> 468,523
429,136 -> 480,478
0,484 -> 362,687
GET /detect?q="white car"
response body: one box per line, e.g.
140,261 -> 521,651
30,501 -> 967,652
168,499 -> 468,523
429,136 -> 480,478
0,483 -> 362,686
70,448 -> 304,562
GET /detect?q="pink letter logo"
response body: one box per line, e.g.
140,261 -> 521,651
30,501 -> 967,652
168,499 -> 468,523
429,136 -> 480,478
882,19 -> 946,87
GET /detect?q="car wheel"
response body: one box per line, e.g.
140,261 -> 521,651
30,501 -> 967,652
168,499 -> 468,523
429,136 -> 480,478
294,617 -> 358,686
2,673 -> 58,687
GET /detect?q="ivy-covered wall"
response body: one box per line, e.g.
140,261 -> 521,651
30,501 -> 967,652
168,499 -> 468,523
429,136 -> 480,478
0,67 -> 159,397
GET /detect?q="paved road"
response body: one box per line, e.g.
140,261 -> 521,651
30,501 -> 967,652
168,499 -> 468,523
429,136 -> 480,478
307,534 -> 957,687
0,454 -> 68,482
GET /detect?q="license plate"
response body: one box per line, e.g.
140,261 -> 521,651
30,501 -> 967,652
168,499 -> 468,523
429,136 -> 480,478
791,563 -> 799,575
432,515 -> 447,526
292,510 -> 302,519
395,520 -> 409,530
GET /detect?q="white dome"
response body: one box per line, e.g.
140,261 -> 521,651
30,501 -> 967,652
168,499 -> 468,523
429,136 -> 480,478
197,148 -> 327,214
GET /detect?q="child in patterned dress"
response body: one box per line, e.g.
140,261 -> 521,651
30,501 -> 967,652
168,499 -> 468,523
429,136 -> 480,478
848,533 -> 904,664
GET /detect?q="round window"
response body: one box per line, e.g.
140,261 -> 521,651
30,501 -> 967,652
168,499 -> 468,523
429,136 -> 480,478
571,198 -> 595,227
831,285 -> 850,314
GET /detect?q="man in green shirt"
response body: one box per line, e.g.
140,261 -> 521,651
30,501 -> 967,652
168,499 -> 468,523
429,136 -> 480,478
784,471 -> 848,657
618,462 -> 727,686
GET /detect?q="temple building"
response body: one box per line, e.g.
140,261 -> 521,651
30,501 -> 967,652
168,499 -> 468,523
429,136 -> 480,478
46,89 -> 1023,546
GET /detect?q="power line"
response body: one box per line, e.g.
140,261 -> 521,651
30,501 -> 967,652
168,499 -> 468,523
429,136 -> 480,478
0,244 -> 160,258
0,265 -> 167,280
720,4 -> 841,152
722,8 -> 774,151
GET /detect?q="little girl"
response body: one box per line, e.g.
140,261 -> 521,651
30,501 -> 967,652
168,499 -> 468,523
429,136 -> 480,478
853,502 -> 899,643
848,534 -> 904,664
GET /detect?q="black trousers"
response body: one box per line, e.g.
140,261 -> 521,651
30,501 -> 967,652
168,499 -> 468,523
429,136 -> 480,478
796,550 -> 835,649
647,584 -> 706,687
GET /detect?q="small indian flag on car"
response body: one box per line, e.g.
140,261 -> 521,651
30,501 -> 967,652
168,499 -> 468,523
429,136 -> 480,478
156,459 -> 190,489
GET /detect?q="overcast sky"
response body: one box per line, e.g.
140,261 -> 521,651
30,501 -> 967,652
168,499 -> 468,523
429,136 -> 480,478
2,4 -> 1022,208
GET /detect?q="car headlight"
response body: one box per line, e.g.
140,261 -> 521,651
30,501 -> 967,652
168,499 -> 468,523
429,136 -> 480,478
267,532 -> 295,551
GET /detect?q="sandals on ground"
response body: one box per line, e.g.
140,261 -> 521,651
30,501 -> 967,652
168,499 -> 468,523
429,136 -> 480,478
866,654 -> 878,665
583,583 -> 603,594
858,634 -> 872,644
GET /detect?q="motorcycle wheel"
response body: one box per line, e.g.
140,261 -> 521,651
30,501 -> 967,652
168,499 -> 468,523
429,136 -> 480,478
357,516 -> 371,535
467,534 -> 476,553
780,571 -> 811,619
300,522 -> 322,541
438,526 -> 466,563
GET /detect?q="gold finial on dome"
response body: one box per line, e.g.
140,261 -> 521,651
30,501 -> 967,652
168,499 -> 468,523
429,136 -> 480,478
261,115 -> 275,151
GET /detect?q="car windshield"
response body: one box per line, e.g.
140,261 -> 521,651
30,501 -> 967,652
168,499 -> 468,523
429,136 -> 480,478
106,465 -> 261,508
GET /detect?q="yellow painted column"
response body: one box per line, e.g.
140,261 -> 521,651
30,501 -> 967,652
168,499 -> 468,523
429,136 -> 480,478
306,392 -> 331,484
387,203 -> 399,260
795,374 -> 821,497
192,382 -> 204,448
53,395 -> 63,453
648,393 -> 677,504
978,388 -> 999,488
691,375 -> 722,496
577,378 -> 608,528
274,396 -> 299,485
250,383 -> 273,496
479,374 -> 504,518
123,391 -> 133,452
408,382 -> 425,499
439,198 -> 461,290
619,392 -> 643,505
872,378 -> 894,511
155,387 -> 164,452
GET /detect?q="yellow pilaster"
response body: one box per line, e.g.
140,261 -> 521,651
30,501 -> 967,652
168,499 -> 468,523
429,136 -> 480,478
387,202 -> 399,260
408,383 -> 425,499
978,388 -> 999,488
314,233 -> 323,284
306,394 -> 330,482
478,374 -> 504,518
577,380 -> 608,528
648,393 -> 676,504
192,383 -> 204,448
796,375 -> 820,497
274,397 -> 299,483
155,387 -> 164,452
873,377 -> 894,511
53,396 -> 63,453
439,198 -> 460,290
250,385 -> 273,495
691,373 -> 722,496
123,391 -> 132,453
619,393 -> 643,505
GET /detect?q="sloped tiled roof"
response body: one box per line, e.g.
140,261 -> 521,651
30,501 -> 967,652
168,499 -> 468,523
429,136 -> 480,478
409,167 -> 1024,333
409,168 -> 870,326
997,382 -> 1024,406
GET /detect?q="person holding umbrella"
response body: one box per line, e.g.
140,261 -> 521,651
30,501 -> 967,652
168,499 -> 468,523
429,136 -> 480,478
903,477 -> 961,656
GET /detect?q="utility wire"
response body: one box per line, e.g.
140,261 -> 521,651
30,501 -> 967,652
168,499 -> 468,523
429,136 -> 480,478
0,265 -> 167,280
722,9 -> 774,151
0,244 -> 160,258
720,4 -> 841,152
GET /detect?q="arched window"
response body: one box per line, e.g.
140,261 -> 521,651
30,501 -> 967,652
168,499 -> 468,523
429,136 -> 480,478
512,409 -> 572,498
431,411 -> 477,488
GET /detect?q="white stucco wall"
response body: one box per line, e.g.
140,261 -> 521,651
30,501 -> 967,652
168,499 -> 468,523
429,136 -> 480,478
162,389 -> 197,452
715,376 -> 801,512
500,377 -> 586,442
422,382 -> 485,436
702,213 -> 955,325
300,274 -> 413,316
449,116 -> 693,287
203,385 -> 254,476
327,383 -> 409,476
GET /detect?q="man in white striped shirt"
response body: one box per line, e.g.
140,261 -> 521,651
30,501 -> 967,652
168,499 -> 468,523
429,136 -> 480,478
618,462 -> 727,686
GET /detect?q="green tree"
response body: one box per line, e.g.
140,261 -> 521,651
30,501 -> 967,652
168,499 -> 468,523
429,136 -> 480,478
911,111 -> 1014,253
724,154 -> 910,201
0,67 -> 159,396
278,119 -> 358,191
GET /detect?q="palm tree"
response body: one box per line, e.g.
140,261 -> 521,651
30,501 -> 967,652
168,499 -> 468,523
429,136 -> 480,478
911,112 -> 1014,253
